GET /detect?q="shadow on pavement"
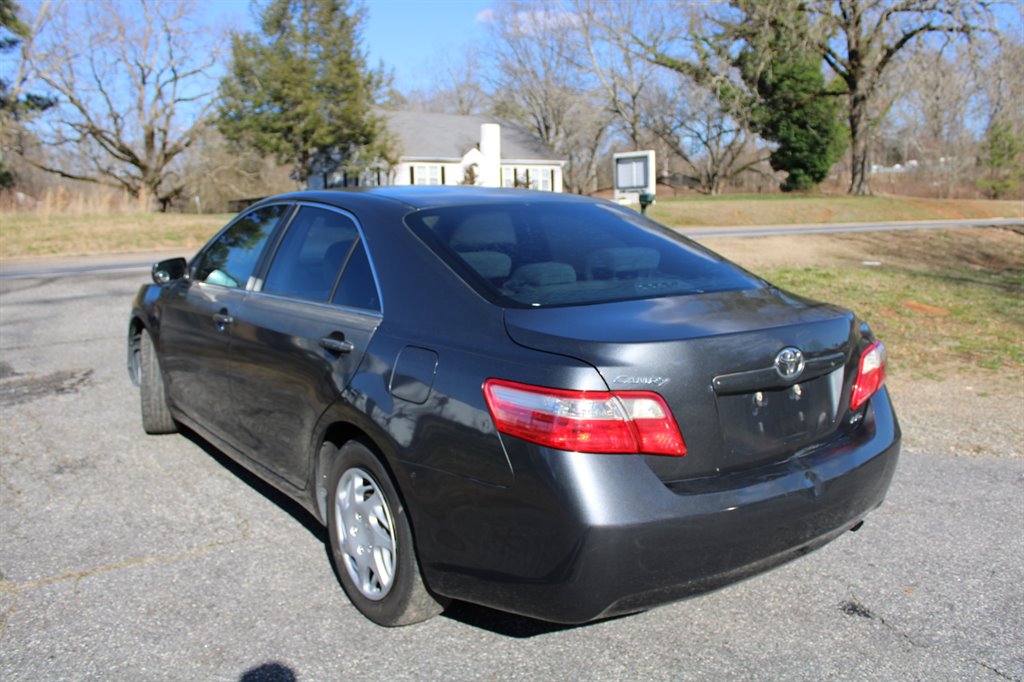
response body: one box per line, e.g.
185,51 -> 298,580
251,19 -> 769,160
178,425 -> 327,543
440,601 -> 586,637
178,424 -> 618,639
239,662 -> 297,682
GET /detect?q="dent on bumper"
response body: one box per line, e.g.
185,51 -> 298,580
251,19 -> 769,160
417,389 -> 901,624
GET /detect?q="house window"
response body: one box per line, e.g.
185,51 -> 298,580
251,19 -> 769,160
537,169 -> 552,191
501,167 -> 530,188
501,166 -> 555,191
327,168 -> 391,188
413,164 -> 442,185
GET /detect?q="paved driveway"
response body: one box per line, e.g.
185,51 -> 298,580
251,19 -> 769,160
1,272 -> 1021,681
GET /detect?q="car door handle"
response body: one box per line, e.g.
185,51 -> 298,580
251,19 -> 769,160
213,311 -> 234,330
319,336 -> 354,354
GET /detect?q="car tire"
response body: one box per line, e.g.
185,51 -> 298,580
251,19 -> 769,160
139,329 -> 177,435
326,440 -> 448,626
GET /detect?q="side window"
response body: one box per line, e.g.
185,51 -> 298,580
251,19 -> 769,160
262,207 -> 359,302
331,240 -> 381,312
195,204 -> 288,288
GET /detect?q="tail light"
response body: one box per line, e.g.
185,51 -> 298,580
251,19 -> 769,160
482,378 -> 686,456
850,340 -> 886,411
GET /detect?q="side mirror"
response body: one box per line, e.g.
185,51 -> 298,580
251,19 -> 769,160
152,257 -> 188,285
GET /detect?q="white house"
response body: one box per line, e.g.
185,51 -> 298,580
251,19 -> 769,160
308,110 -> 566,192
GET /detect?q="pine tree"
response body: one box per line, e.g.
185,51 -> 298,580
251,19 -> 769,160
0,0 -> 54,189
976,120 -> 1023,199
217,0 -> 392,186
735,10 -> 847,192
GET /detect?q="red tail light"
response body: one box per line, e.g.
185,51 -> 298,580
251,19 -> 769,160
850,340 -> 886,411
483,378 -> 686,456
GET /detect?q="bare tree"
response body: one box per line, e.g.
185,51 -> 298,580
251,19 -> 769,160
885,45 -> 979,196
484,2 -> 613,193
395,48 -> 488,116
982,27 -> 1024,135
645,80 -> 768,195
802,0 -> 994,195
429,47 -> 488,116
588,3 -> 769,194
486,4 -> 584,148
22,0 -> 218,210
575,0 -> 661,150
177,128 -> 296,213
624,0 -> 994,195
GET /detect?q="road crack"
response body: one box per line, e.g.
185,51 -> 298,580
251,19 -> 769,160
974,660 -> 1017,681
4,536 -> 245,595
840,589 -> 927,649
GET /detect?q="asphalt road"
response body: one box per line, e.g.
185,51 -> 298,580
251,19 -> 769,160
1,271 -> 1022,681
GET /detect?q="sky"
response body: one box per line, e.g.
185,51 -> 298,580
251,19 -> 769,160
202,0 -> 496,93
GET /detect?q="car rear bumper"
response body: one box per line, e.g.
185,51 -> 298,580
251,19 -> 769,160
414,388 -> 900,624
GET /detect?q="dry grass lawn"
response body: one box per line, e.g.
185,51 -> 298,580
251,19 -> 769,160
648,194 -> 1023,227
1,194 -> 1021,260
1,212 -> 230,259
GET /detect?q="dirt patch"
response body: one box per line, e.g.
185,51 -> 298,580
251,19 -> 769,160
0,369 -> 94,407
887,372 -> 1024,459
700,233 -> 858,271
0,362 -> 18,380
701,227 -> 1024,275
901,301 -> 950,316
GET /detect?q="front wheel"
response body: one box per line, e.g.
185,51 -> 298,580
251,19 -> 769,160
139,329 -> 177,435
326,441 -> 447,626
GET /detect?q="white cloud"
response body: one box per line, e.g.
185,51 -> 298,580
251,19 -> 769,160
475,8 -> 496,23
509,9 -> 581,34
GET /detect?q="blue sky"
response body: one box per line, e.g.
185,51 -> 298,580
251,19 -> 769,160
203,0 -> 494,92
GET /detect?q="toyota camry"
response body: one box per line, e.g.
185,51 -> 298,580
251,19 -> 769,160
127,187 -> 900,626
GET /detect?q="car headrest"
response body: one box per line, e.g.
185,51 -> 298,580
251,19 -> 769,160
450,213 -> 517,250
459,250 -> 512,280
585,247 -> 660,278
510,262 -> 577,287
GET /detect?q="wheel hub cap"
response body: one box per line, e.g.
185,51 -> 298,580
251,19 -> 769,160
334,467 -> 396,600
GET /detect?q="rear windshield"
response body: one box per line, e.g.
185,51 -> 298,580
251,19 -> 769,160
404,202 -> 762,308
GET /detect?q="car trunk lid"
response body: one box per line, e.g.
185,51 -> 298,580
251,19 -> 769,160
503,287 -> 860,482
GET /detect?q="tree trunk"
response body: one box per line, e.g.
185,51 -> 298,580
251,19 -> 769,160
848,92 -> 872,196
142,177 -> 162,212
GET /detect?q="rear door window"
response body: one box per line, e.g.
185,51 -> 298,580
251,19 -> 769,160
404,202 -> 762,308
194,204 -> 289,289
331,241 -> 381,312
262,206 -> 359,302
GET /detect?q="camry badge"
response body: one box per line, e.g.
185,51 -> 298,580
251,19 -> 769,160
613,375 -> 671,387
774,347 -> 805,380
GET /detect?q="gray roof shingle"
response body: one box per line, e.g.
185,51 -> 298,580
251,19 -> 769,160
380,110 -> 564,163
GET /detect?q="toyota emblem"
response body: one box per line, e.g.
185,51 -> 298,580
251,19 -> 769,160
775,347 -> 805,379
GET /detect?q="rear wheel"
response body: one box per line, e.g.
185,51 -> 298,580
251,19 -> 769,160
326,441 -> 447,626
139,329 -> 177,435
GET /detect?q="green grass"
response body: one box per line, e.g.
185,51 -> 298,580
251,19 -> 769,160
765,260 -> 1024,376
647,194 -> 1024,228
